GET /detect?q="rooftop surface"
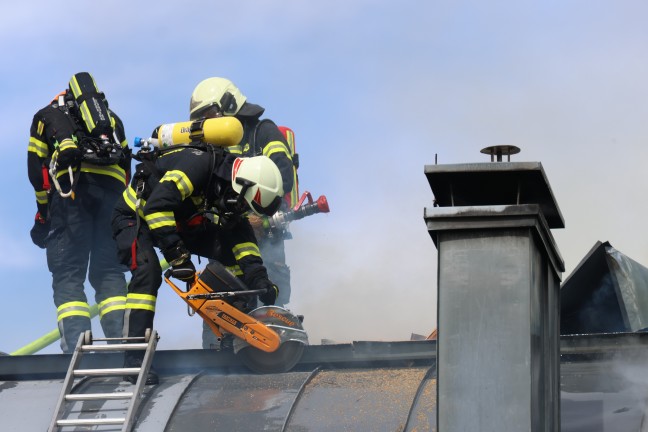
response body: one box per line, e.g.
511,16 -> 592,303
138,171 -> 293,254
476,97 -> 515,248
2,335 -> 648,431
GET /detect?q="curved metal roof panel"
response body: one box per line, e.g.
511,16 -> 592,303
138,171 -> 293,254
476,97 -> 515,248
3,336 -> 648,431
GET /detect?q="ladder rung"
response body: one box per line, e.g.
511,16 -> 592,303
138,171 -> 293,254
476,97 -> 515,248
57,417 -> 126,426
65,392 -> 134,401
81,343 -> 149,352
74,367 -> 140,377
90,335 -> 147,342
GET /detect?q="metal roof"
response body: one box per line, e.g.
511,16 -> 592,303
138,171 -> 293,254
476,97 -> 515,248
561,241 -> 648,334
1,341 -> 436,432
3,335 -> 648,431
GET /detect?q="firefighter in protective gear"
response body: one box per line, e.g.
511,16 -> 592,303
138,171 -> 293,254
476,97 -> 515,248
111,129 -> 284,384
27,72 -> 130,353
190,77 -> 295,349
189,78 -> 294,195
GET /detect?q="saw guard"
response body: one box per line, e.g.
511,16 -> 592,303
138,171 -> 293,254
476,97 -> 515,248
165,276 -> 281,353
232,306 -> 309,354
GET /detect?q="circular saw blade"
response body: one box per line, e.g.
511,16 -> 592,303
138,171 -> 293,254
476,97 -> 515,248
234,306 -> 308,373
238,341 -> 305,374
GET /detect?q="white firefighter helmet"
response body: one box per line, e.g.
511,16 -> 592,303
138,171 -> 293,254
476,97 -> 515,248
231,156 -> 284,216
190,77 -> 246,120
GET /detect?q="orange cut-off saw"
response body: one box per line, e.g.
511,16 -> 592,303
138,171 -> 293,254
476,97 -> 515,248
164,260 -> 308,373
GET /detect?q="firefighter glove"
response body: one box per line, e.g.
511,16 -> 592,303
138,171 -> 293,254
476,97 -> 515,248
247,214 -> 265,229
30,212 -> 50,249
163,241 -> 195,281
257,280 -> 279,306
55,145 -> 82,170
170,260 -> 196,281
163,241 -> 190,265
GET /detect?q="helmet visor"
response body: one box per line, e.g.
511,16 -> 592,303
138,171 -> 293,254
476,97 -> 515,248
251,195 -> 283,216
191,103 -> 223,121
191,92 -> 241,119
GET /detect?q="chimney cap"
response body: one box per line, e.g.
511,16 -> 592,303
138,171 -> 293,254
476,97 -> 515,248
481,145 -> 521,162
424,161 -> 565,229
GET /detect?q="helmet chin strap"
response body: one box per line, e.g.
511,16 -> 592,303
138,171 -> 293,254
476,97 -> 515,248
233,177 -> 256,212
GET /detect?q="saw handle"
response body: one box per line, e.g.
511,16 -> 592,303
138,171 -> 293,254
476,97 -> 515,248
164,270 -> 265,300
186,289 -> 266,300
164,268 -> 194,292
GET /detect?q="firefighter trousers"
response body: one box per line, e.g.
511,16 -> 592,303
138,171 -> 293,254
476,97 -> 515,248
259,235 -> 291,306
113,220 -> 225,341
46,176 -> 127,353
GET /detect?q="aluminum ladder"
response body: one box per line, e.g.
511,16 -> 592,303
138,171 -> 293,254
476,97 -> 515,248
48,328 -> 159,432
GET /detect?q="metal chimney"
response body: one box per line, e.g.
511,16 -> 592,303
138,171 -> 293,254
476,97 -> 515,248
424,149 -> 564,431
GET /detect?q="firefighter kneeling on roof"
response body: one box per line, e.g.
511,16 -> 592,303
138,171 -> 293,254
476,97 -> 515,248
111,115 -> 284,385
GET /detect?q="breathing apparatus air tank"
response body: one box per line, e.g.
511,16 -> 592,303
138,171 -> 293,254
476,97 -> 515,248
134,117 -> 243,151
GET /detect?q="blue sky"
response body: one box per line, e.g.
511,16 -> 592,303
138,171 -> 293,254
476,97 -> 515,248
2,1 -> 648,353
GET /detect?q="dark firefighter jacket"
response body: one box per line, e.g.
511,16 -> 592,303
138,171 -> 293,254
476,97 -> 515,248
27,95 -> 130,216
113,145 -> 268,282
227,117 -> 294,195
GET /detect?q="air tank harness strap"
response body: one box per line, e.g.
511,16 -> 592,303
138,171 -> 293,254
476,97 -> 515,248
188,119 -> 206,141
130,177 -> 146,271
